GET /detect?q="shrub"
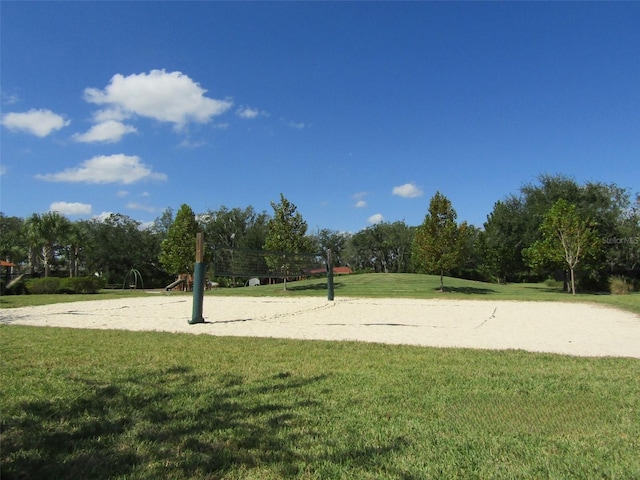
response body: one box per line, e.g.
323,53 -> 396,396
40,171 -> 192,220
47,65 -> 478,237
25,277 -> 62,294
544,277 -> 563,288
60,277 -> 106,294
609,276 -> 632,295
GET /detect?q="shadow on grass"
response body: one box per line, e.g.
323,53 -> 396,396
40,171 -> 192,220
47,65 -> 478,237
286,281 -> 343,292
437,286 -> 498,295
2,365 -> 408,479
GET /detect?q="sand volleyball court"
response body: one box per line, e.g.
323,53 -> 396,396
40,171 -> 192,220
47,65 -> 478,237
1,295 -> 639,358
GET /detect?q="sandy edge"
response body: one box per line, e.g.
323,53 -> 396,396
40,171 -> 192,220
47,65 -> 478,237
1,295 -> 639,358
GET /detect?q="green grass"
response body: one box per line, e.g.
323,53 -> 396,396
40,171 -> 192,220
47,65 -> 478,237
2,326 -> 639,479
0,289 -> 153,308
2,273 -> 638,314
210,273 -> 640,315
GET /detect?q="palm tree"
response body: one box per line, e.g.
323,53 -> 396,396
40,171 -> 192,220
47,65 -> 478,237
24,212 -> 70,277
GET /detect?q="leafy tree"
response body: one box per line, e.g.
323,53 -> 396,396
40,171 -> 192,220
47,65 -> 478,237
160,204 -> 200,275
83,213 -> 167,286
412,192 -> 469,291
345,222 -> 414,273
0,213 -> 26,265
264,194 -> 313,288
311,229 -> 352,267
481,196 -> 528,283
63,220 -> 90,277
151,207 -> 174,241
523,199 -> 600,295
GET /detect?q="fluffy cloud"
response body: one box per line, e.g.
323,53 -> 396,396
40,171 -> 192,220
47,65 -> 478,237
353,191 -> 368,208
83,69 -> 232,128
36,154 -> 167,184
49,202 -> 92,215
392,182 -> 424,198
72,120 -> 137,143
368,213 -> 384,224
236,106 -> 260,119
1,109 -> 70,137
126,202 -> 156,213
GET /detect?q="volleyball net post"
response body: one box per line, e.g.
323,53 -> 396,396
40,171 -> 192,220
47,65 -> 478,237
189,232 -> 206,324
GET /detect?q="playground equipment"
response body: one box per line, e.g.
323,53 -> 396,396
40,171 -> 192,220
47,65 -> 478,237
165,278 -> 185,291
123,268 -> 144,290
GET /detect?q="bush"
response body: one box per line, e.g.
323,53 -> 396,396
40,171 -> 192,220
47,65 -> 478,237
25,277 -> 62,294
25,276 -> 106,294
60,276 -> 106,294
544,277 -> 563,288
609,276 -> 632,295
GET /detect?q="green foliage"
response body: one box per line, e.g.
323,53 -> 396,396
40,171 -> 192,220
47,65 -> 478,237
24,276 -> 105,294
25,277 -> 62,294
2,327 -> 639,479
159,204 -> 199,275
265,194 -> 312,254
481,196 -> 528,283
347,221 -> 414,273
24,211 -> 71,277
412,192 -> 469,290
60,276 -> 106,294
524,199 -> 601,295
264,194 -> 313,287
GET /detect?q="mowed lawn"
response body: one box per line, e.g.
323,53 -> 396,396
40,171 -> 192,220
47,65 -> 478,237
1,274 -> 639,479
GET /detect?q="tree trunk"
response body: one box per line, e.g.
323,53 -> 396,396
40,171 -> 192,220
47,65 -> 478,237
440,270 -> 444,292
570,268 -> 576,295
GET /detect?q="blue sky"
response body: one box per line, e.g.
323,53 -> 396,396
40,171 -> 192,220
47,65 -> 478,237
1,2 -> 638,233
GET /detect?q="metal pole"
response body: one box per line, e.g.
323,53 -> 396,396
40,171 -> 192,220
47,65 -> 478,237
327,248 -> 334,301
190,232 -> 206,324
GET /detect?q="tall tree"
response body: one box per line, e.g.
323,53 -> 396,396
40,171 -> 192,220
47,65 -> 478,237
412,192 -> 468,291
0,213 -> 26,265
24,212 -> 70,277
345,222 -> 414,273
523,199 -> 600,295
312,228 -> 352,268
481,196 -> 527,283
159,204 -> 200,275
64,220 -> 90,277
264,194 -> 313,289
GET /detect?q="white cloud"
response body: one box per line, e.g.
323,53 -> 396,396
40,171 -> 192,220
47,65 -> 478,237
353,191 -> 368,208
72,120 -> 137,143
83,69 -> 232,128
368,213 -> 384,224
49,202 -> 92,216
1,109 -> 70,137
92,212 -> 115,222
126,202 -> 155,213
2,91 -> 20,105
36,154 -> 167,184
392,182 -> 424,198
288,121 -> 306,129
116,190 -> 129,197
236,106 -> 260,119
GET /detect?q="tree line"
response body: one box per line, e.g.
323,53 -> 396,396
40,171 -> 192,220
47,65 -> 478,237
1,175 -> 638,293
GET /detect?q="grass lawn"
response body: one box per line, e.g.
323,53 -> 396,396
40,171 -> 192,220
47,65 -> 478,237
2,273 -> 638,314
2,273 -> 638,478
1,326 -> 639,479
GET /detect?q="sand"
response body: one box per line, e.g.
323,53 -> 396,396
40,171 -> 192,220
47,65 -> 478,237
1,295 -> 639,358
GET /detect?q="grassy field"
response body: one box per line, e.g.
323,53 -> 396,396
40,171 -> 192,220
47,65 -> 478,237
1,273 -> 639,314
2,326 -> 639,479
2,273 -> 639,478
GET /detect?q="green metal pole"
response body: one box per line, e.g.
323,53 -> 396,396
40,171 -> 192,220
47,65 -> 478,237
327,248 -> 334,301
190,232 -> 206,324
